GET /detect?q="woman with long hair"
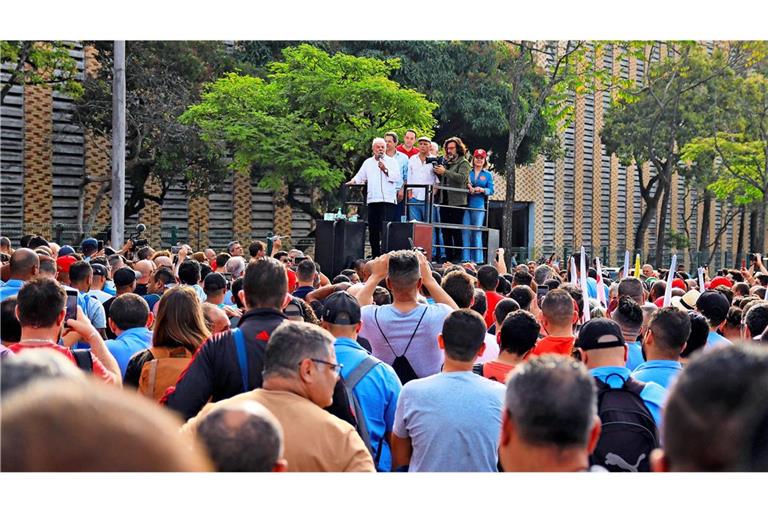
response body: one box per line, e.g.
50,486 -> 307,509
462,148 -> 494,264
124,287 -> 211,398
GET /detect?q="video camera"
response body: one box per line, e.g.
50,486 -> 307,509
128,224 -> 149,250
425,156 -> 446,167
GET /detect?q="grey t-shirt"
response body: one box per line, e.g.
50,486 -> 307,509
393,371 -> 505,472
359,303 -> 452,379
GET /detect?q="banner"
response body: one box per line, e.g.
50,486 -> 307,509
663,254 -> 677,307
580,247 -> 591,322
623,250 -> 631,279
570,257 -> 578,286
698,267 -> 706,291
595,257 -> 607,308
634,254 -> 641,278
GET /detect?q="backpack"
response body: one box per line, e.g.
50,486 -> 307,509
374,306 -> 427,385
342,356 -> 383,466
138,347 -> 192,401
71,349 -> 93,373
590,374 -> 659,472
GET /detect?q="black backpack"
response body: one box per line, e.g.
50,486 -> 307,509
71,349 -> 93,373
590,374 -> 659,472
374,306 -> 427,385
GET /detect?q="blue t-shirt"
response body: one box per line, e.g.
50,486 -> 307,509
393,371 -> 505,472
0,279 -> 24,301
631,360 -> 683,390
106,327 -> 153,377
392,151 -> 409,184
590,366 -> 666,427
706,330 -> 732,351
626,341 -> 645,371
335,336 -> 402,472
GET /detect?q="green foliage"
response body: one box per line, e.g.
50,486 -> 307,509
73,41 -> 235,217
0,41 -> 83,102
182,44 -> 438,195
665,229 -> 690,250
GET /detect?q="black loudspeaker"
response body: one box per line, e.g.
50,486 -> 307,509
383,222 -> 433,256
314,220 -> 367,278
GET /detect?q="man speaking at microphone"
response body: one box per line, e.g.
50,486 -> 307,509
347,137 -> 403,257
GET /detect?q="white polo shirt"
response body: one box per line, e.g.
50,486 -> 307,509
407,154 -> 438,201
350,155 -> 402,204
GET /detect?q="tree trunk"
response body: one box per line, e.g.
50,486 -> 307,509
750,209 -> 758,254
698,190 -> 711,265
633,189 -> 661,257
737,205 -> 746,265
757,195 -> 768,255
653,181 -> 671,268
502,131 -> 520,267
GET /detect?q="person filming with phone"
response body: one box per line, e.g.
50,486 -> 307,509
346,137 -> 403,257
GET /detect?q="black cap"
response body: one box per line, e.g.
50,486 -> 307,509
90,263 -> 108,278
695,291 -> 730,324
204,272 -> 228,293
575,318 -> 625,351
113,267 -> 139,287
322,291 -> 361,325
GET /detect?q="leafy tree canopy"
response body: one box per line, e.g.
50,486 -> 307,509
1,41 -> 83,104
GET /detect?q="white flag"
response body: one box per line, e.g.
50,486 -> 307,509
623,250 -> 631,279
663,254 -> 678,307
580,247 -> 591,322
698,267 -> 705,291
595,257 -> 607,308
570,257 -> 578,286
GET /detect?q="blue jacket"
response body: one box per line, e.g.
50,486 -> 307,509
335,336 -> 402,472
467,169 -> 494,208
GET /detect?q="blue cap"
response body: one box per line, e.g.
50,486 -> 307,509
81,238 -> 98,252
59,245 -> 76,256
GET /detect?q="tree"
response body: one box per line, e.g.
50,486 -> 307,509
0,41 -> 83,104
72,41 -> 234,229
181,44 -> 437,217
601,42 -> 757,267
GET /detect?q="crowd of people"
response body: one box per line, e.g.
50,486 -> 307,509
2,231 -> 768,472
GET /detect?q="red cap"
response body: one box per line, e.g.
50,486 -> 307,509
473,149 -> 487,159
56,255 -> 77,273
672,278 -> 687,291
654,296 -> 665,308
707,276 -> 733,290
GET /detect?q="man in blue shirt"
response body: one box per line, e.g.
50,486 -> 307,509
574,318 -> 666,427
632,307 -> 691,389
695,291 -> 733,351
320,290 -> 401,472
0,248 -> 39,302
611,296 -> 645,371
68,260 -> 108,338
106,293 -> 154,377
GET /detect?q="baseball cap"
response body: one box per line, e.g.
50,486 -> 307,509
575,318 -> 626,351
56,255 -> 77,273
473,148 -> 487,159
58,245 -> 76,257
672,289 -> 700,312
90,263 -> 108,278
113,267 -> 140,287
203,272 -> 228,293
707,276 -> 733,290
671,278 -> 687,290
695,290 -> 730,322
322,291 -> 361,325
417,136 -> 431,143
81,238 -> 98,252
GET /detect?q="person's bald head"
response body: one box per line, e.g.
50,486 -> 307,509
196,402 -> 286,472
362,260 -> 374,282
9,248 -> 40,281
153,255 -> 173,269
618,277 -> 645,304
133,260 -> 155,284
202,303 -> 230,334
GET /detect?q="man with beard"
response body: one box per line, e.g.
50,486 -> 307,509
433,137 -> 470,263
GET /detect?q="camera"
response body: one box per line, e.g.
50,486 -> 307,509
425,156 -> 446,167
129,224 -> 148,250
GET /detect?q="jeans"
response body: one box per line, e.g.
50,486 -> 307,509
462,209 -> 486,263
407,199 -> 427,222
432,205 -> 446,260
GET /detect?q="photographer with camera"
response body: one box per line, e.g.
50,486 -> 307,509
433,137 -> 470,263
346,137 -> 403,257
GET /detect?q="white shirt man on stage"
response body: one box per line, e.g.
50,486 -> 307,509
347,137 -> 402,257
406,136 -> 438,223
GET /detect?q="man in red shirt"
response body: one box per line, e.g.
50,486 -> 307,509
478,265 -> 504,328
530,288 -> 578,357
9,277 -> 121,385
396,129 -> 419,158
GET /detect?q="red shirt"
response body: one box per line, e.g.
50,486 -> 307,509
530,335 -> 576,357
396,144 -> 419,158
484,290 -> 505,328
9,342 -> 117,384
481,360 -> 517,383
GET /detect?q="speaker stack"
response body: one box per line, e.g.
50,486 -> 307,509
313,220 -> 367,277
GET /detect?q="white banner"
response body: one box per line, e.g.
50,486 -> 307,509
663,254 -> 677,307
595,257 -> 607,308
580,247 -> 591,322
